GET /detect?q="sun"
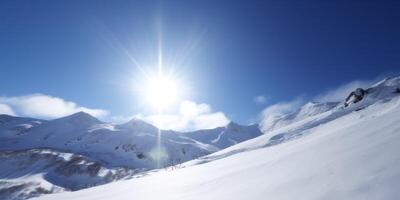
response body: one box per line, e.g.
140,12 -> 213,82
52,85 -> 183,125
145,74 -> 179,110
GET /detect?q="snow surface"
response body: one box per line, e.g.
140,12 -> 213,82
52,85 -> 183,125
34,76 -> 400,200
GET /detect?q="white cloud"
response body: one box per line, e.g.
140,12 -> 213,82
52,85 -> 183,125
0,103 -> 16,116
259,98 -> 303,133
253,95 -> 268,104
180,101 -> 211,117
0,94 -> 108,119
0,95 -> 227,131
190,112 -> 229,130
133,100 -> 230,131
314,80 -> 374,102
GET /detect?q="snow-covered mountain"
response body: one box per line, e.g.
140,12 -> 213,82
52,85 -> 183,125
0,148 -> 137,200
0,112 -> 261,169
0,112 -> 262,199
32,76 -> 400,200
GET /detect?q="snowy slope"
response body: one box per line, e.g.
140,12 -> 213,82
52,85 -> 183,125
0,115 -> 45,137
34,76 -> 400,200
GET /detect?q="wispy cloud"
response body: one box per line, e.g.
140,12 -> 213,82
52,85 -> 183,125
130,100 -> 230,131
253,95 -> 268,104
259,98 -> 303,133
0,94 -> 108,119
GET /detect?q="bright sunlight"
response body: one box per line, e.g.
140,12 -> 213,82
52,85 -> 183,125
144,74 -> 179,110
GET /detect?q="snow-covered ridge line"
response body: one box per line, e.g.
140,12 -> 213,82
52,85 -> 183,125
0,111 -> 262,168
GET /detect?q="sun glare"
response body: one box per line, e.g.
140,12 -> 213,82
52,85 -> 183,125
145,74 -> 178,110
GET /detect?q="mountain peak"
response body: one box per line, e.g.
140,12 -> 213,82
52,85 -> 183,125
0,114 -> 18,124
69,111 -> 97,119
225,121 -> 261,133
226,121 -> 237,127
0,114 -> 16,119
116,118 -> 158,132
226,121 -> 245,130
54,111 -> 101,125
127,117 -> 147,124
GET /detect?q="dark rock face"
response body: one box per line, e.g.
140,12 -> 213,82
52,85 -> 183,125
87,162 -> 102,177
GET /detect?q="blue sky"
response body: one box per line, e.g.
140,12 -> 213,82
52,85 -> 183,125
0,0 -> 399,130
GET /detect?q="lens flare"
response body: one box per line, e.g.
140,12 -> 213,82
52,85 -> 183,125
149,145 -> 168,167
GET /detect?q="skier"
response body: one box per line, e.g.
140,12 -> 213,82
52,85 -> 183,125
344,88 -> 366,107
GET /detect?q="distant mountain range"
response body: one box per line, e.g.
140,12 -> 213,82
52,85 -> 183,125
0,111 -> 262,199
